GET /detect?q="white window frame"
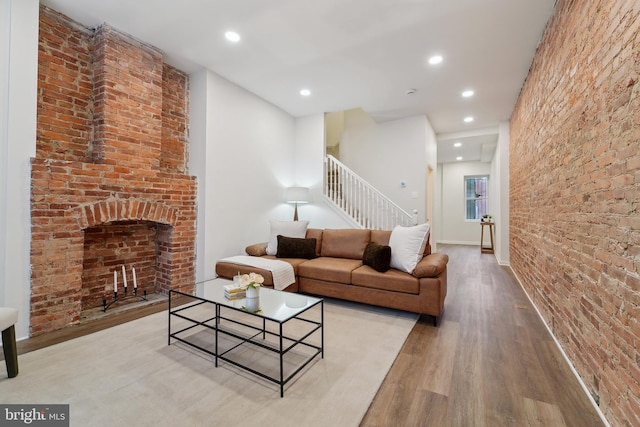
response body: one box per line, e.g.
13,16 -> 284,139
464,175 -> 489,221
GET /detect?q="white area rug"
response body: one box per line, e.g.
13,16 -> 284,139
0,299 -> 417,427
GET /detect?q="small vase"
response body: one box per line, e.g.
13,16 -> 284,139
245,297 -> 260,312
246,286 -> 259,299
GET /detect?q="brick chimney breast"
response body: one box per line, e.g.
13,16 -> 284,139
32,6 -> 196,336
92,24 -> 164,169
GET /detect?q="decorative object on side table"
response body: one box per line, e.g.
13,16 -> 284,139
481,214 -> 493,223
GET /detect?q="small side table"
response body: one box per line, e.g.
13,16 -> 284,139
480,221 -> 495,254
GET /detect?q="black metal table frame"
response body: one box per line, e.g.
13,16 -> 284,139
168,289 -> 324,397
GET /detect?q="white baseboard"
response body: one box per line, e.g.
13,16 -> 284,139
437,240 -> 511,266
509,267 -> 611,427
496,256 -> 510,267
436,240 -> 479,246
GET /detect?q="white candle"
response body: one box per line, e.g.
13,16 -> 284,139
132,267 -> 137,289
122,265 -> 128,289
114,270 -> 117,293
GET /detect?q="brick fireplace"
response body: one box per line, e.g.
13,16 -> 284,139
30,6 -> 197,336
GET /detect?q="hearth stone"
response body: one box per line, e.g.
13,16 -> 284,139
79,293 -> 167,324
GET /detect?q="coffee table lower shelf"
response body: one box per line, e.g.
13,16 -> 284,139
168,289 -> 324,397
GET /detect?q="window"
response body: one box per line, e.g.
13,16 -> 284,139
465,175 -> 488,220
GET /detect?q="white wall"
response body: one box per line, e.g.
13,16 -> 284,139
439,161 -> 492,245
339,109 -> 433,224
189,69 -> 296,283
324,111 -> 343,157
189,72 -> 358,287
424,115 -> 438,251
0,0 -> 39,340
293,114 -> 352,229
490,121 -> 510,265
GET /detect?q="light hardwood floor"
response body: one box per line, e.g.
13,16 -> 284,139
8,245 -> 605,426
360,244 -> 605,427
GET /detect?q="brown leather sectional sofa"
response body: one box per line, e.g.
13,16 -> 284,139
215,228 -> 449,325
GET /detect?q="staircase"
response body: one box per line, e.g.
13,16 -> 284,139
324,155 -> 418,229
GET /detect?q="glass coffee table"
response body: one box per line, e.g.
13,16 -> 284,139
168,278 -> 323,397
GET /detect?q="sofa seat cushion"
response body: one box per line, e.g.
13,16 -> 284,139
351,266 -> 420,294
261,255 -> 309,274
297,257 -> 363,283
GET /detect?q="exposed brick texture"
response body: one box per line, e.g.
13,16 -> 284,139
37,9 -> 93,162
510,1 -> 640,425
32,6 -> 196,336
92,25 -> 163,169
161,64 -> 189,173
82,222 -> 159,311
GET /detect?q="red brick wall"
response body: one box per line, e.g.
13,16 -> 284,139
510,1 -> 640,425
161,64 -> 189,173
92,24 -> 163,169
37,9 -> 93,162
82,222 -> 159,311
32,6 -> 196,336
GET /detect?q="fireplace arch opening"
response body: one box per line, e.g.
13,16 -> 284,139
80,220 -> 173,319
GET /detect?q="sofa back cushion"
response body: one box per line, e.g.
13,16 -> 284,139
320,229 -> 371,259
305,228 -> 324,257
371,229 -> 431,256
370,230 -> 391,246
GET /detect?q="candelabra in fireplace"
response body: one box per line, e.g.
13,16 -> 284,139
103,265 -> 148,312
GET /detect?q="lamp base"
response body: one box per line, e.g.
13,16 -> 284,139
293,202 -> 299,221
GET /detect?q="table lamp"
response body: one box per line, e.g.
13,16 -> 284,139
285,187 -> 309,221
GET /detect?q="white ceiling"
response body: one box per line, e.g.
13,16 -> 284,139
40,0 -> 555,163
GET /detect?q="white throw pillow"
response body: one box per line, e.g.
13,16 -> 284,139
389,223 -> 430,274
265,220 -> 309,256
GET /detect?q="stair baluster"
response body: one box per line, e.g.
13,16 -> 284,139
324,155 -> 417,229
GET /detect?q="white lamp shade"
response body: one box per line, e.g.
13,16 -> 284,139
285,187 -> 310,204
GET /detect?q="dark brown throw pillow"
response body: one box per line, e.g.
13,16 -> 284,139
363,243 -> 391,272
276,235 -> 317,259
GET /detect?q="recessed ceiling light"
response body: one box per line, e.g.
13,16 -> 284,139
464,116 -> 474,123
428,55 -> 443,65
225,31 -> 240,42
300,89 -> 311,96
462,90 -> 474,98
456,156 -> 463,161
454,142 -> 462,147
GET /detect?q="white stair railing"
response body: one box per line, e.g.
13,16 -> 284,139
324,155 -> 418,229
